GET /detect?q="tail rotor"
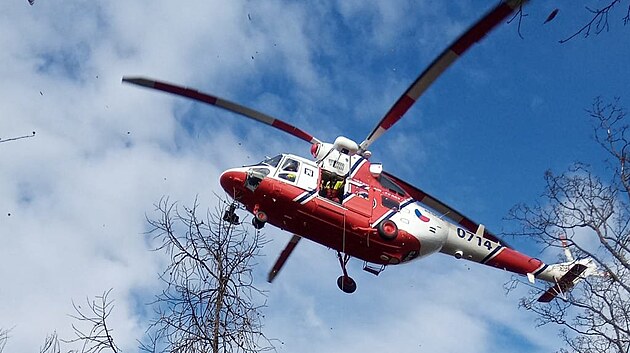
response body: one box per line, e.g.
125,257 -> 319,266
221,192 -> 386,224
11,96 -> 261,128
537,234 -> 598,303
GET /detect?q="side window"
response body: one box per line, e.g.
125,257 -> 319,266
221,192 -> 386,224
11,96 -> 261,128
381,196 -> 400,210
278,158 -> 300,182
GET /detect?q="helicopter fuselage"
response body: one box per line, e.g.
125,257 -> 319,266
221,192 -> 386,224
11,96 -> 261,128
220,152 -> 567,286
220,153 -> 449,265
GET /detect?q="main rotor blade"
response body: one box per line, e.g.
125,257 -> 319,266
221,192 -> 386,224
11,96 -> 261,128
383,171 -> 512,248
359,0 -> 526,152
268,234 -> 302,283
123,77 -> 321,145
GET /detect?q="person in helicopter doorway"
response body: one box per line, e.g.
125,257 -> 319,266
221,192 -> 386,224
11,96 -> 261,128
325,177 -> 345,203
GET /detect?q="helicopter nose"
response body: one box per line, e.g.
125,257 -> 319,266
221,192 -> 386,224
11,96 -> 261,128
220,169 -> 246,196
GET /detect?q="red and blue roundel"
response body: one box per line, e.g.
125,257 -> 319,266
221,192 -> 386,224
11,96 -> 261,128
415,209 -> 430,222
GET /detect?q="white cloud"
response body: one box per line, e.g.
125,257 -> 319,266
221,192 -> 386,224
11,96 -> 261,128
1,0 -> 603,352
1,1 -> 258,351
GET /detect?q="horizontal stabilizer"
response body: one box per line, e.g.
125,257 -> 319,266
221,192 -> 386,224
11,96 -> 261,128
537,263 -> 588,303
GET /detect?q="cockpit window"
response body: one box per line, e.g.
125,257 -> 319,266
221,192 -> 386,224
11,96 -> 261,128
278,158 -> 300,182
260,155 -> 282,168
378,174 -> 406,196
250,167 -> 270,178
281,159 -> 299,172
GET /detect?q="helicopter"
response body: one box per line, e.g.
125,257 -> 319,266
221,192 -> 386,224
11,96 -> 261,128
123,0 -> 598,301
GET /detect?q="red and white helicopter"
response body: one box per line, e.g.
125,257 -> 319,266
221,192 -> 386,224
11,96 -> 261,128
124,0 -> 597,301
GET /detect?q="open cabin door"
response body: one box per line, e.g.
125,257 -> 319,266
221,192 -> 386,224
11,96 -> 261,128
315,167 -> 374,219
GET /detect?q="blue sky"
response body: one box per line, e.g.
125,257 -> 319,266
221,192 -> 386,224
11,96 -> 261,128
1,1 -> 628,352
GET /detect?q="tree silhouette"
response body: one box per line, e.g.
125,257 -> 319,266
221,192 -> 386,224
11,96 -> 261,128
508,97 -> 630,353
141,197 -> 273,353
4,199 -> 271,353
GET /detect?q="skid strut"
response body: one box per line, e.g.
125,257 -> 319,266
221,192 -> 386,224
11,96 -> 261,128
336,252 -> 356,294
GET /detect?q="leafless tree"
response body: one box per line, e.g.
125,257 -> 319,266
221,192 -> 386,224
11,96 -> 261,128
142,197 -> 273,353
508,97 -> 630,353
34,290 -> 120,353
1,291 -> 119,353
4,197 -> 272,353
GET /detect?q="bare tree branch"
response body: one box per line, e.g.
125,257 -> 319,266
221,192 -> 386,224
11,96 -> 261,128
507,2 -> 528,40
39,331 -> 61,353
64,289 -> 120,353
0,131 -> 35,144
0,328 -> 10,353
560,1 -> 628,43
506,0 -> 629,43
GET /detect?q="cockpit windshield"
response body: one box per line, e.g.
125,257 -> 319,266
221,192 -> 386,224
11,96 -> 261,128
259,155 -> 282,168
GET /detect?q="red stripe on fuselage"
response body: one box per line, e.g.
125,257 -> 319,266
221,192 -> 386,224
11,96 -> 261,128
485,247 -> 544,275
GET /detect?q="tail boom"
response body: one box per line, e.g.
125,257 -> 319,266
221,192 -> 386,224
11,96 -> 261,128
440,224 -> 597,302
440,224 -> 549,279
